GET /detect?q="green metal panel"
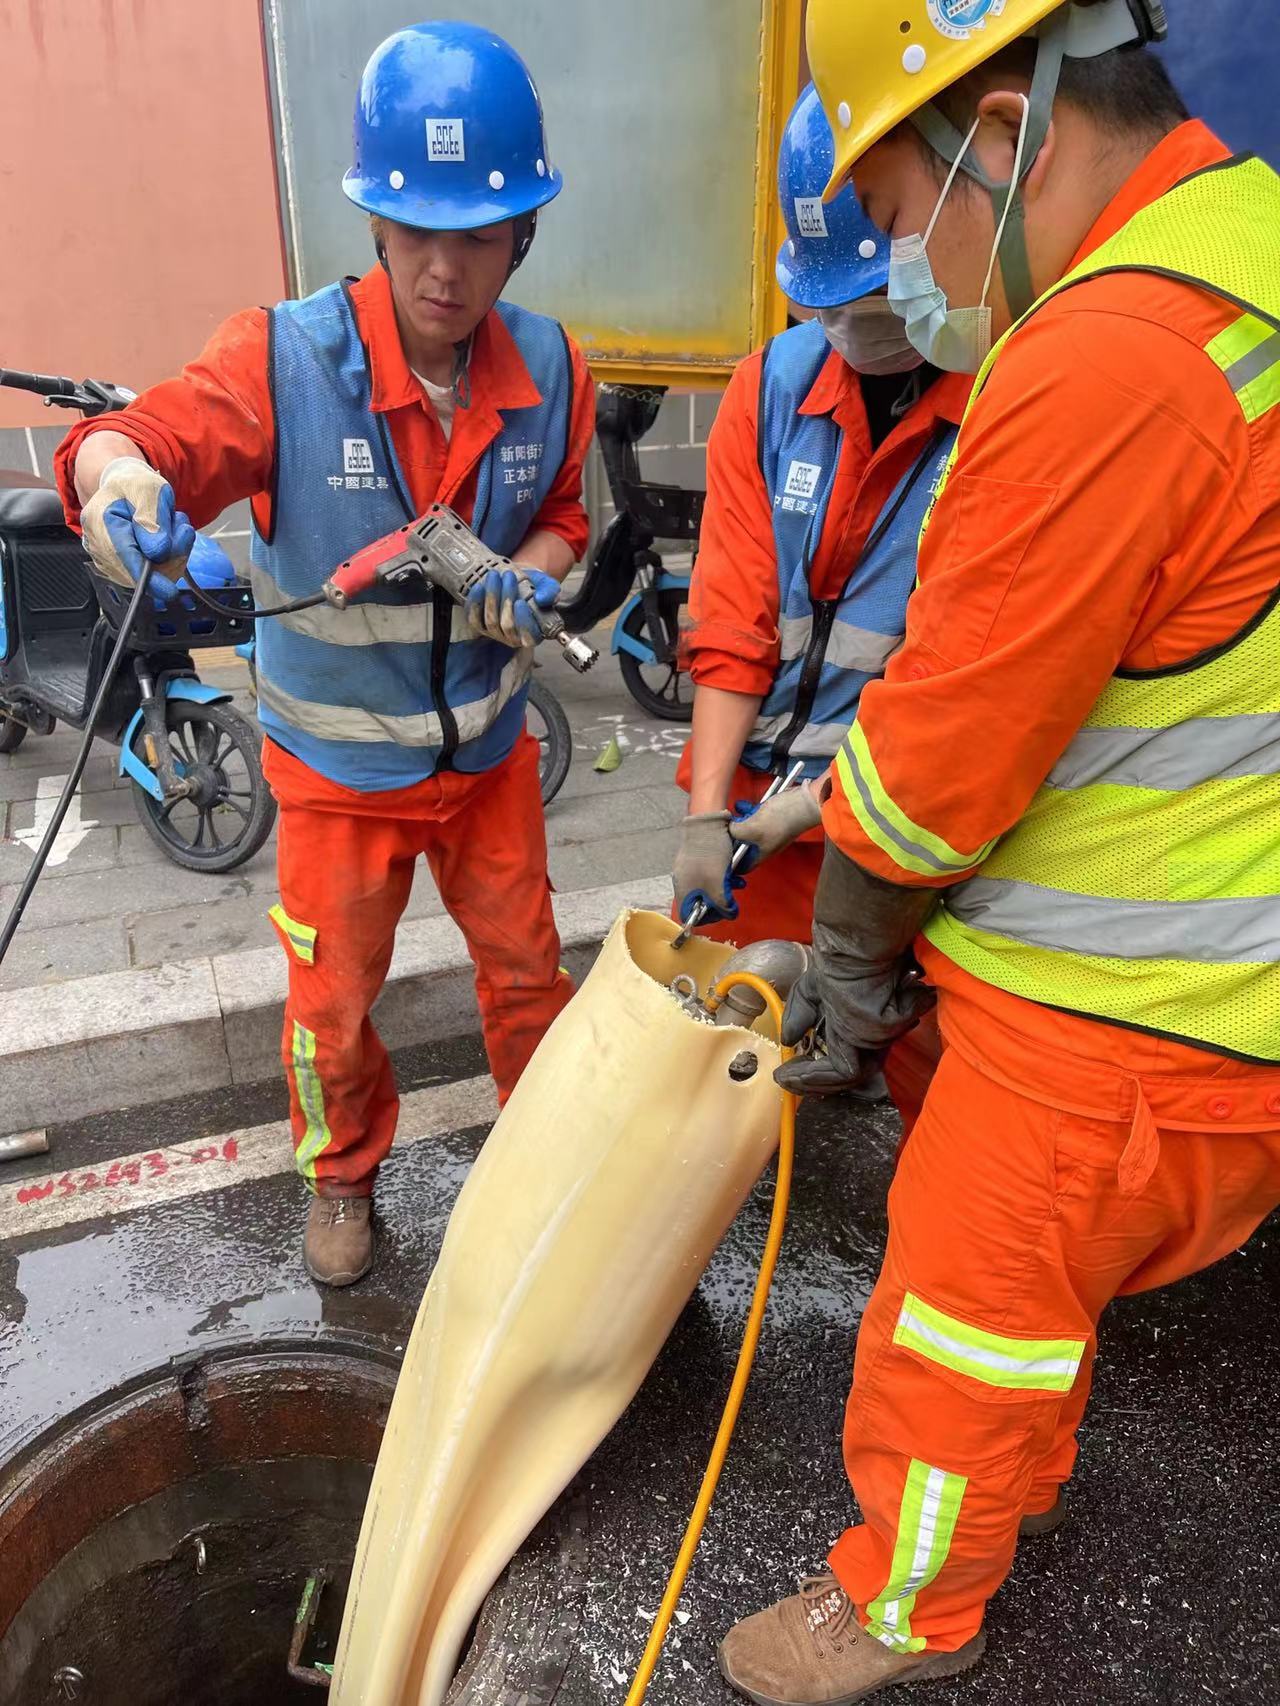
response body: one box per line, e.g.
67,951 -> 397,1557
262,0 -> 795,383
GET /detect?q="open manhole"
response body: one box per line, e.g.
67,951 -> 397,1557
0,1346 -> 398,1704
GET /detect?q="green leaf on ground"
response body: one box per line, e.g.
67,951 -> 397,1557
593,736 -> 623,774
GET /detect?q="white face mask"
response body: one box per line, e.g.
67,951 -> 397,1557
817,297 -> 923,377
887,94 -> 1031,374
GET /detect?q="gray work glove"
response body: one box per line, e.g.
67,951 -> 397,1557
672,810 -> 742,925
775,843 -> 940,1097
728,781 -> 823,865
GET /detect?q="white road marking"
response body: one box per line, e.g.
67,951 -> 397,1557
13,774 -> 100,867
0,1074 -> 497,1243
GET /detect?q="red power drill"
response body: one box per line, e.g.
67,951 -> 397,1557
321,503 -> 597,673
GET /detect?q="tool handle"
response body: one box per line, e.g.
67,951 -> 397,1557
323,527 -> 423,606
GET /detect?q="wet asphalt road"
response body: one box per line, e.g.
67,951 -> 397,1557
1,1033 -> 1277,1704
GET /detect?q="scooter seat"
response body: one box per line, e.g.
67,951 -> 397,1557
0,477 -> 65,531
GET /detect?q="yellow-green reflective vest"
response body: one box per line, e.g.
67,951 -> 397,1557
923,154 -> 1280,1063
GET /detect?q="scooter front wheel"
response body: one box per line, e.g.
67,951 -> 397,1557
527,676 -> 572,806
130,699 -> 276,873
618,587 -> 692,722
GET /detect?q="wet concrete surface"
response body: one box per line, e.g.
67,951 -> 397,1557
1,1034 -> 1277,1703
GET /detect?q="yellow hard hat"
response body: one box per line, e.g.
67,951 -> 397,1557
808,0 -> 1164,197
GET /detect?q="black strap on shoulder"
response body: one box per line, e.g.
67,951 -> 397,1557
555,319 -> 575,472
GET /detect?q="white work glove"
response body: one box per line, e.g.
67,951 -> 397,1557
79,456 -> 195,594
728,781 -> 823,866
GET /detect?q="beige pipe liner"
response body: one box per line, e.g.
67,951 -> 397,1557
331,908 -> 785,1706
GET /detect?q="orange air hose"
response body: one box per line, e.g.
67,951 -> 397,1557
624,970 -> 798,1706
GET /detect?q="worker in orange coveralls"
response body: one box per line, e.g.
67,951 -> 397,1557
672,84 -> 969,1131
718,3 -> 1280,1702
57,24 -> 593,1288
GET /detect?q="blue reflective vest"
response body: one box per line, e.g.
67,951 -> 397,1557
251,281 -> 573,790
741,319 -> 958,779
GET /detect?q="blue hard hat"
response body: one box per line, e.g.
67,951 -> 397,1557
342,21 -> 563,231
776,84 -> 890,310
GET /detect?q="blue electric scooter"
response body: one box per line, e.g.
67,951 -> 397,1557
0,368 -> 275,875
561,385 -> 701,721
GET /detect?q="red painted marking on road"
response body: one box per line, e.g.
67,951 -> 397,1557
12,1137 -> 242,1210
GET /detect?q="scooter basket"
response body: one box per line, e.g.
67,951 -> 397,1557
91,570 -> 256,650
617,478 -> 705,543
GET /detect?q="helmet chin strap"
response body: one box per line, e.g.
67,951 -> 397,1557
510,210 -> 537,273
907,0 -> 1153,320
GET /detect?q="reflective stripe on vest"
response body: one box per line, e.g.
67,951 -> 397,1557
921,154 -> 1280,1062
742,320 -> 956,778
251,283 -> 571,790
1207,312 -> 1280,423
255,646 -> 532,748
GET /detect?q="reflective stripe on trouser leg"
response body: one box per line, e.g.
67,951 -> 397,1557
894,1291 -> 1086,1393
290,1020 -> 333,1186
864,1460 -> 967,1653
268,902 -> 317,965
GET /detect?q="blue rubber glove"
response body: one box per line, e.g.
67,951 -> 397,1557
466,566 -> 559,648
177,533 -> 239,595
80,457 -> 196,602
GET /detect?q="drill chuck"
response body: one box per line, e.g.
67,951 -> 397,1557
533,607 -> 597,673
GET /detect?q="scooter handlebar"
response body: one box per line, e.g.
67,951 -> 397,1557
0,368 -> 77,399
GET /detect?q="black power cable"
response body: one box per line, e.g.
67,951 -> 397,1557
0,564 -> 158,968
0,551 -> 337,971
177,576 -> 327,623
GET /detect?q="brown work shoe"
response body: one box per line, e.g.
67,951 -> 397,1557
1019,1491 -> 1067,1537
303,1194 -> 373,1287
718,1573 -> 985,1705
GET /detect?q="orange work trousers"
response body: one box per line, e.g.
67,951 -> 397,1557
831,965 -> 1280,1655
267,734 -> 573,1197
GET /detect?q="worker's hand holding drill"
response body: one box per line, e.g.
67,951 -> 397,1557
466,566 -> 561,648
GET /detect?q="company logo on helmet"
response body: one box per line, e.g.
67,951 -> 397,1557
925,0 -> 1007,41
426,118 -> 466,162
794,197 -> 829,239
